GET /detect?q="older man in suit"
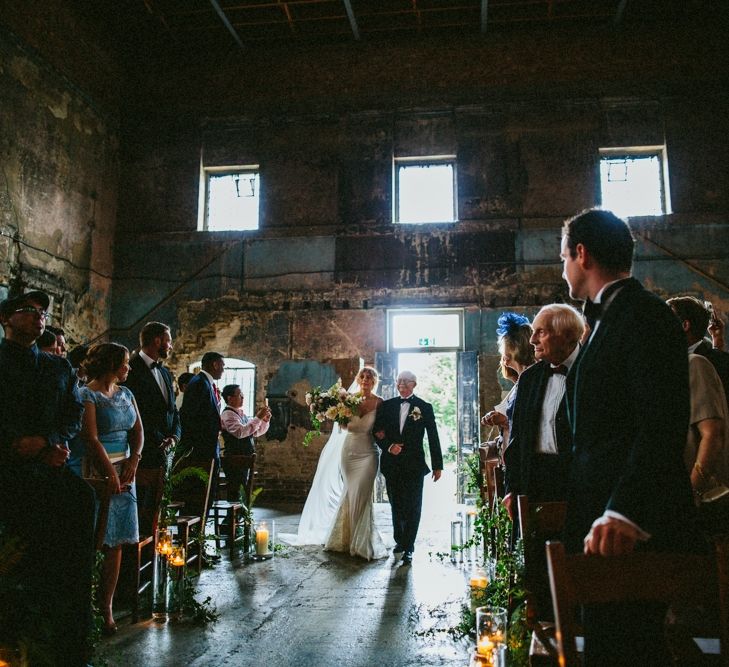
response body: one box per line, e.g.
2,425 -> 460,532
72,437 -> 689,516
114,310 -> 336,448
123,321 -> 181,469
504,303 -> 584,514
374,370 -> 442,564
560,208 -> 697,666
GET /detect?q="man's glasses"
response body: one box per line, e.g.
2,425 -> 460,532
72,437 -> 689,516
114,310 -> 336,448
13,306 -> 49,318
396,380 -> 416,386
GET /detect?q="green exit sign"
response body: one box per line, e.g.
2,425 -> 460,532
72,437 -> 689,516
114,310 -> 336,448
418,337 -> 435,347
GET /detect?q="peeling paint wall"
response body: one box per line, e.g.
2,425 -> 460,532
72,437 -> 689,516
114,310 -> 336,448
0,23 -> 120,344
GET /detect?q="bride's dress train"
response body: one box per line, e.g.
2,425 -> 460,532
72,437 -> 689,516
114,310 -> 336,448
280,424 -> 346,545
324,410 -> 388,560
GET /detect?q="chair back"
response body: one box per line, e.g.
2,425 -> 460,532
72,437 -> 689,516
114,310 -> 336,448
517,496 -> 568,644
546,537 -> 729,666
171,458 -> 215,521
134,467 -> 166,538
224,453 -> 256,508
84,477 -> 111,551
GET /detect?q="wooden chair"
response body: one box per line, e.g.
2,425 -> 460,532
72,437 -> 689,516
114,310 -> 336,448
517,495 -> 568,666
171,458 -> 215,573
122,466 -> 165,623
213,453 -> 256,557
546,537 -> 729,667
83,477 -> 112,552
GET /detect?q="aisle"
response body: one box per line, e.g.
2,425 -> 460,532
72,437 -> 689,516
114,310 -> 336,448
99,504 -> 474,667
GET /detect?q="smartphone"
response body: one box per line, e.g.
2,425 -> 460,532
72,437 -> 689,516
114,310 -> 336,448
705,300 -> 719,325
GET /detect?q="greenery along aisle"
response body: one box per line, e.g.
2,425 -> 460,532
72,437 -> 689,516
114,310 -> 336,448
451,453 -> 529,665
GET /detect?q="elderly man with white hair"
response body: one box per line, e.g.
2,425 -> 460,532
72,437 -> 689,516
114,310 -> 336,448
374,370 -> 443,564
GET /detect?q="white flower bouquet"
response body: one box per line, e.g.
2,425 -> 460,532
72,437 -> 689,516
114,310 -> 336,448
303,382 -> 363,446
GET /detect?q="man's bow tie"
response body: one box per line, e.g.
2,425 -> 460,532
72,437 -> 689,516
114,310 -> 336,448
150,361 -> 162,369
548,364 -> 568,376
582,299 -> 602,329
399,397 -> 411,404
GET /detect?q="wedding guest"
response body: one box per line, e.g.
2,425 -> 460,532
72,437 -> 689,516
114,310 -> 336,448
481,312 -> 535,444
45,324 -> 67,357
80,342 -> 144,635
68,343 -> 89,383
122,321 -> 180,469
180,352 -> 225,499
0,290 -> 95,666
221,384 -> 271,500
561,208 -> 697,666
668,295 -> 729,401
504,303 -> 583,515
37,328 -> 59,353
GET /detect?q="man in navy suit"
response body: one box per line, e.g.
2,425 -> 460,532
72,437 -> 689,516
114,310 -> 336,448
374,370 -> 443,564
123,321 -> 181,469
561,209 -> 697,665
180,351 -> 225,463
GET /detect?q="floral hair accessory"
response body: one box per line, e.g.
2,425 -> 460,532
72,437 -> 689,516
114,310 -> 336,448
410,406 -> 422,421
496,312 -> 530,338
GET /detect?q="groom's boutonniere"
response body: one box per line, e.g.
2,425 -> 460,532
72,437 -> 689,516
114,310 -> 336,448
410,407 -> 422,421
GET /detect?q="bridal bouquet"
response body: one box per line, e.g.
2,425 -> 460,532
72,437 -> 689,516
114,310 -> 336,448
303,382 -> 363,446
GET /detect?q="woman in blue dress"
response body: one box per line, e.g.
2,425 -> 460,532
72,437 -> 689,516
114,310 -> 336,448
80,342 -> 144,634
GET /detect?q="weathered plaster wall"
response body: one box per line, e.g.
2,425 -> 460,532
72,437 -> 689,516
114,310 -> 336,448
107,19 -> 729,505
0,20 -> 120,344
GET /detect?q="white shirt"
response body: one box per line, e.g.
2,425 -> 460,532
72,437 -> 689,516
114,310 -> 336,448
139,350 -> 168,403
535,345 -> 580,454
399,394 -> 414,433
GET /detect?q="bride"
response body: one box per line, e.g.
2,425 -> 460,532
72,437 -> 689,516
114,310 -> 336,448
324,366 -> 388,560
287,367 -> 388,560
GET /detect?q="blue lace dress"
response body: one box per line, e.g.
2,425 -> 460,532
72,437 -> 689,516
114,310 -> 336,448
80,385 -> 140,547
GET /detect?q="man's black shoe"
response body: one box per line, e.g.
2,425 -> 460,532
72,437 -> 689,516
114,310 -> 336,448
393,545 -> 405,554
401,551 -> 413,564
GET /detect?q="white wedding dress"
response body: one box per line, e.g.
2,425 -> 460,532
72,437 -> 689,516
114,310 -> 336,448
324,410 -> 388,560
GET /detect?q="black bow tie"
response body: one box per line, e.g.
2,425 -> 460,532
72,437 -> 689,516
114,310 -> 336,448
582,299 -> 603,330
150,361 -> 162,369
548,364 -> 568,376
399,397 -> 411,404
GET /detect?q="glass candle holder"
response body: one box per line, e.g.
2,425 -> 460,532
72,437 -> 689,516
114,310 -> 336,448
251,519 -> 275,560
166,545 -> 186,620
475,606 -> 507,666
152,528 -> 172,621
450,515 -> 464,563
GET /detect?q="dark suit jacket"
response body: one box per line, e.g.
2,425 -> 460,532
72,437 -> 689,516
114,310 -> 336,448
694,339 -> 729,402
180,372 -> 221,460
122,352 -> 181,468
565,277 -> 696,552
374,396 -> 443,478
504,359 -> 573,498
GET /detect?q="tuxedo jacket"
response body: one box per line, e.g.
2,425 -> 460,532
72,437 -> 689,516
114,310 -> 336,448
694,339 -> 729,402
504,359 -> 573,497
180,372 -> 221,460
565,277 -> 696,552
374,395 -> 443,478
123,353 -> 180,468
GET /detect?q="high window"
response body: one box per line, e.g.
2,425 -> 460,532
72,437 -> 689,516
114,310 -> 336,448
199,166 -> 260,231
599,147 -> 671,218
394,157 -> 457,224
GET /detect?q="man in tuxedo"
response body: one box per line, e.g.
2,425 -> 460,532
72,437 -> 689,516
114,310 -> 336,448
180,350 -> 225,466
561,208 -> 697,665
668,295 -> 729,401
123,321 -> 181,469
0,290 -> 95,666
374,370 -> 443,564
504,303 -> 584,515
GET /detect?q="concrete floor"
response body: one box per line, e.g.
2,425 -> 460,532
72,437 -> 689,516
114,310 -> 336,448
99,474 -> 476,667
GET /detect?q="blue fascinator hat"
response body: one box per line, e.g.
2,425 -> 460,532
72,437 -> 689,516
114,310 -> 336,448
496,312 -> 530,337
